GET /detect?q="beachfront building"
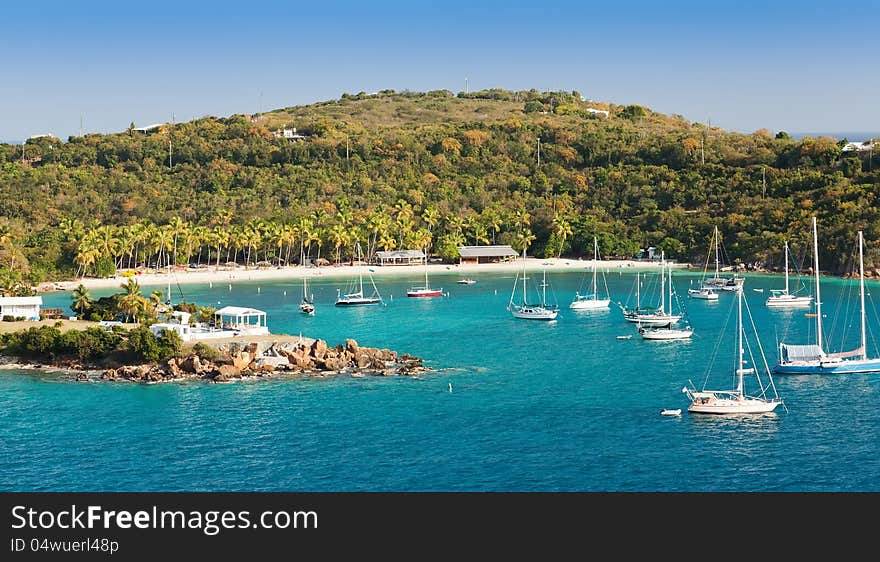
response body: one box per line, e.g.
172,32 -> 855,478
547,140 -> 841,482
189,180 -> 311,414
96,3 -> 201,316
457,245 -> 518,265
0,296 -> 42,320
150,308 -> 269,342
375,249 -> 425,266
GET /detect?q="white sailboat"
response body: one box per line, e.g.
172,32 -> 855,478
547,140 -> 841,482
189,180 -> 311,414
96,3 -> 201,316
765,240 -> 812,307
407,250 -> 442,297
621,253 -> 681,326
774,220 -> 880,374
639,261 -> 693,340
336,244 -> 383,306
570,237 -> 611,310
683,286 -> 783,414
508,249 -> 558,320
693,225 -> 745,293
299,276 -> 315,315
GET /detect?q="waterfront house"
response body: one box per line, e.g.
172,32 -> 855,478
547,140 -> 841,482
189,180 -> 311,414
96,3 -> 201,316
457,245 -> 518,265
0,296 -> 42,320
376,249 -> 425,266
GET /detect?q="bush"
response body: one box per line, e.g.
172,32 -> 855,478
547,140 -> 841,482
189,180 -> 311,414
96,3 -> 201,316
2,315 -> 14,322
192,342 -> 220,362
126,326 -> 181,362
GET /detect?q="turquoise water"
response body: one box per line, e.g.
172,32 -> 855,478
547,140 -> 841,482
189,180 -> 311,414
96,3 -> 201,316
3,268 -> 880,491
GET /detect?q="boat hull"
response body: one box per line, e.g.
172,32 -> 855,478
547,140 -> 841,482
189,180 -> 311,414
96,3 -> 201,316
569,298 -> 610,310
623,313 -> 681,326
688,399 -> 780,414
688,289 -> 719,301
773,357 -> 880,375
335,298 -> 381,306
765,296 -> 813,307
407,288 -> 443,298
511,308 -> 558,320
640,328 -> 693,340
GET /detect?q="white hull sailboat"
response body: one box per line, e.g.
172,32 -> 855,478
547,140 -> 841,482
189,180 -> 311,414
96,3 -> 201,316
621,255 -> 681,325
570,237 -> 611,310
698,226 -> 745,292
336,244 -> 383,306
683,287 -> 783,414
509,249 -> 559,320
688,287 -> 719,301
774,220 -> 880,374
407,249 -> 442,298
639,260 -> 693,340
766,240 -> 812,308
300,276 -> 315,315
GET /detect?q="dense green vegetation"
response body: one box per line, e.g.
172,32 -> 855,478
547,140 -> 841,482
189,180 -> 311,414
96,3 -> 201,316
0,88 -> 877,294
0,324 -> 181,364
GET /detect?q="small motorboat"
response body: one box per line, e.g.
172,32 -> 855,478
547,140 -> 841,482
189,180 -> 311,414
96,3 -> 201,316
616,335 -> 632,340
457,278 -> 477,285
753,288 -> 764,293
660,409 -> 682,416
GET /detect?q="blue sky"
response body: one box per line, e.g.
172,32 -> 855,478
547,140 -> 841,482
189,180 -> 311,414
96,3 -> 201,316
1,0 -> 877,141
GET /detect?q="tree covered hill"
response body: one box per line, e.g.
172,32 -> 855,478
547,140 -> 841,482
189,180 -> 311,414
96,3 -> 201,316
0,88 -> 877,292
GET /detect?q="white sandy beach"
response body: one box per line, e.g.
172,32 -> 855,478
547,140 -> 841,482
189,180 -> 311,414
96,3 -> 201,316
43,258 -> 690,292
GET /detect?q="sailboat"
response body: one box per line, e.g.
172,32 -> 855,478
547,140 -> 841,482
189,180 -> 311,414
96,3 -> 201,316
299,276 -> 315,315
692,226 -> 745,293
774,220 -> 880,374
570,237 -> 611,310
639,263 -> 693,340
336,244 -> 383,306
683,286 -> 783,414
765,241 -> 812,307
407,250 -> 442,297
508,249 -> 558,320
621,253 -> 682,326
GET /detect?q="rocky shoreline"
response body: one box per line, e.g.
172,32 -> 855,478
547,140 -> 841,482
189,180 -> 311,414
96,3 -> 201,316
5,338 -> 429,384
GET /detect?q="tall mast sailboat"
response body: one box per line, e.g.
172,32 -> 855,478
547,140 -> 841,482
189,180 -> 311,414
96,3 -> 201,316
508,248 -> 558,320
300,276 -> 315,315
639,261 -> 693,340
621,252 -> 682,326
683,285 -> 783,414
407,249 -> 443,298
765,240 -> 812,307
697,226 -> 745,292
774,219 -> 880,374
335,244 -> 383,306
570,237 -> 611,310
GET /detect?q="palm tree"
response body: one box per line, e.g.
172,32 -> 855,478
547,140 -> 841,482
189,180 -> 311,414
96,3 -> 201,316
329,223 -> 349,264
514,228 -> 536,253
552,213 -> 573,258
71,284 -> 93,316
118,278 -> 146,323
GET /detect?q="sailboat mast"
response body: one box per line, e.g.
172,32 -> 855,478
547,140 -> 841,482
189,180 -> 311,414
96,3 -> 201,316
784,241 -> 790,294
714,226 -> 720,280
522,248 -> 527,305
542,270 -> 547,306
592,237 -> 598,296
424,249 -> 429,288
668,260 -> 673,314
860,230 -> 867,360
813,217 -> 823,352
636,272 -> 640,310
736,285 -> 744,396
660,252 -> 666,314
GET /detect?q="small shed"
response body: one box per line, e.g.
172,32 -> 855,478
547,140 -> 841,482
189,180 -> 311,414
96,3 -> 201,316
376,249 -> 425,266
0,296 -> 42,320
457,245 -> 518,265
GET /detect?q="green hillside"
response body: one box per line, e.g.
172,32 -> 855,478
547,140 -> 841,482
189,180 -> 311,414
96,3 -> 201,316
0,88 -> 877,294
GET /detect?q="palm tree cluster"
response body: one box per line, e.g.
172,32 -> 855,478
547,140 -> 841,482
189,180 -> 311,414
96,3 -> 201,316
65,202 -> 537,278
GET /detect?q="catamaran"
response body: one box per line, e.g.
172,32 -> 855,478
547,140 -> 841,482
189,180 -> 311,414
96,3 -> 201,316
683,287 -> 783,414
639,262 -> 693,340
774,220 -> 880,374
300,276 -> 315,315
692,225 -> 745,293
621,254 -> 682,326
570,237 -> 611,310
508,249 -> 558,320
336,244 -> 383,306
407,250 -> 443,297
765,240 -> 812,307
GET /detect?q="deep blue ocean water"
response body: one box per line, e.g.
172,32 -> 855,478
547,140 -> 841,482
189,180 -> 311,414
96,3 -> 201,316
3,268 -> 880,491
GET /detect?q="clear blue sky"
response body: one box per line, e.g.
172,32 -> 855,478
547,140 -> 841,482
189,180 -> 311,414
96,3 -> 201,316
2,0 -> 877,141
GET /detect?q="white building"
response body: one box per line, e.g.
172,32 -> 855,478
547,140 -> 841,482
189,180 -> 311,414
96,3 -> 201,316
272,127 -> 307,140
841,141 -> 875,152
0,296 -> 42,320
585,108 -> 610,117
149,308 -> 269,342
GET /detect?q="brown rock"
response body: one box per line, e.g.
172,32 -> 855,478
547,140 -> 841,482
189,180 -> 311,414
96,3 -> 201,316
311,339 -> 328,359
214,364 -> 241,382
345,338 -> 359,355
167,359 -> 182,378
179,355 -> 202,374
